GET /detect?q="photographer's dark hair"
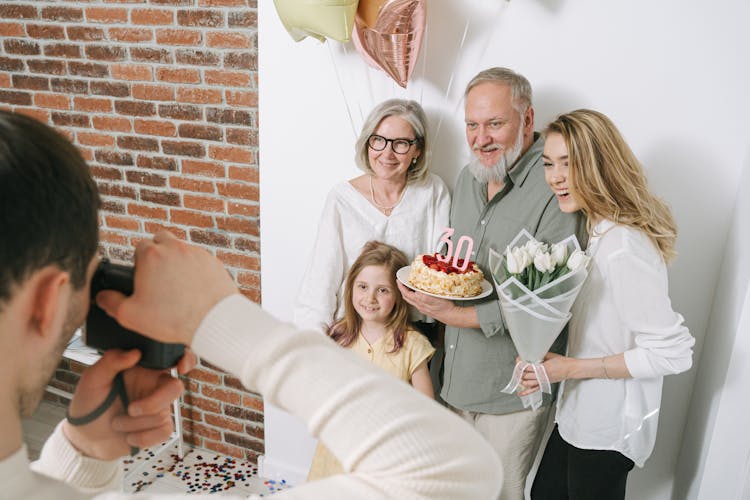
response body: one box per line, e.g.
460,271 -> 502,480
0,111 -> 100,305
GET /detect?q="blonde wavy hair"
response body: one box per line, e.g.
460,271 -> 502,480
545,109 -> 677,263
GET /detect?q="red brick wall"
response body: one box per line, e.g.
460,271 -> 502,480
1,1 -> 264,462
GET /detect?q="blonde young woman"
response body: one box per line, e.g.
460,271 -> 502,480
523,109 -> 695,500
294,99 -> 450,340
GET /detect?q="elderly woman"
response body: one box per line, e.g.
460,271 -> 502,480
294,99 -> 450,337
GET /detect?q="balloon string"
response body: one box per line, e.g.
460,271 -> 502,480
417,17 -> 429,105
342,42 -> 367,126
449,0 -> 509,118
433,16 -> 471,144
327,41 -> 358,139
366,65 -> 377,120
475,1 -> 507,68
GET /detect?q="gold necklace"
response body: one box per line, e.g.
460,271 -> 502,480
361,324 -> 386,346
369,176 -> 406,213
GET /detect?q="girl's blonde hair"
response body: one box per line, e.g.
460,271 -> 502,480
545,109 -> 677,263
329,241 -> 410,353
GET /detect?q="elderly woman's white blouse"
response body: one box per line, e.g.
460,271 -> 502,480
294,172 -> 450,333
556,219 -> 694,467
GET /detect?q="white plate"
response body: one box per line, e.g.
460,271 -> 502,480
396,266 -> 493,301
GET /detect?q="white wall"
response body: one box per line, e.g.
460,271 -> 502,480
673,145 -> 750,500
259,0 -> 750,495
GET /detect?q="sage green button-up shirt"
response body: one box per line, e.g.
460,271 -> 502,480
441,134 -> 586,414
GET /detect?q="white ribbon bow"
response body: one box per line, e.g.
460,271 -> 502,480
501,360 -> 551,411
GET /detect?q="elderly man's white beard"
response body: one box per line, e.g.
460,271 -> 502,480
468,123 -> 525,184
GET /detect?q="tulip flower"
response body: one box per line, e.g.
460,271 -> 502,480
567,249 -> 590,272
534,251 -> 555,274
524,239 -> 547,258
505,246 -> 530,274
550,243 -> 568,266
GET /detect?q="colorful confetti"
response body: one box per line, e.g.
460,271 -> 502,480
122,443 -> 290,496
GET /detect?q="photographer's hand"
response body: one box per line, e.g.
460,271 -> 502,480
96,231 -> 238,346
63,348 -> 189,460
96,231 -> 239,345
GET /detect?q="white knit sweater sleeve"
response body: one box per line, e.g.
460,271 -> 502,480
192,295 -> 503,500
293,188 -> 346,333
31,421 -> 121,492
30,295 -> 501,499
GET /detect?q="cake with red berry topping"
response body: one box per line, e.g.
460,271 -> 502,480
407,253 -> 484,298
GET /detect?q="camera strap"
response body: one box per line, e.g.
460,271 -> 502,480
66,371 -> 139,455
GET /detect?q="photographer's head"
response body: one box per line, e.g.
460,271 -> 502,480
0,110 -> 100,415
0,111 -> 100,303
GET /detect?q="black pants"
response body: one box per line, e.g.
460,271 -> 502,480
531,425 -> 634,500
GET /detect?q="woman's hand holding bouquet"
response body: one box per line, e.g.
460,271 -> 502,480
489,230 -> 590,410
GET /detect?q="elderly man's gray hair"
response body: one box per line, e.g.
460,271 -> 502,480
464,67 -> 533,115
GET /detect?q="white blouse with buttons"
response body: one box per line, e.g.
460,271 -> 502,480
555,219 -> 695,467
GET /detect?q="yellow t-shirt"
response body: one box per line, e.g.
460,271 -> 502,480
307,328 -> 436,481
349,328 -> 435,382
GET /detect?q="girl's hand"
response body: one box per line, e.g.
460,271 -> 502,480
518,353 -> 571,396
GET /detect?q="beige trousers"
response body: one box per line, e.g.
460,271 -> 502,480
455,406 -> 550,500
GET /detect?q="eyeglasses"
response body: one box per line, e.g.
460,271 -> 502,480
367,134 -> 419,155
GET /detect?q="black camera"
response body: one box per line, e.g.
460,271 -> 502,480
86,259 -> 185,370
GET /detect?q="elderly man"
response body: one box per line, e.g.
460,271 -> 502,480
400,67 -> 586,500
1,111 -> 501,499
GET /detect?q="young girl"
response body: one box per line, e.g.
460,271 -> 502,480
307,240 -> 435,480
523,109 -> 695,500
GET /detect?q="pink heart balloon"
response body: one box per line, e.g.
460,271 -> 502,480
352,0 -> 426,88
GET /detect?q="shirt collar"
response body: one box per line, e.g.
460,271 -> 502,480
586,218 -> 616,255
507,132 -> 543,188
591,218 -> 616,235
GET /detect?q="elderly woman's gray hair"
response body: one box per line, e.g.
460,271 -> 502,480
464,67 -> 533,116
354,99 -> 429,182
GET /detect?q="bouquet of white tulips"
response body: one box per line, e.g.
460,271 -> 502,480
488,229 -> 590,410
502,237 -> 589,292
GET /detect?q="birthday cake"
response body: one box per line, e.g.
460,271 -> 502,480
408,253 -> 484,298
